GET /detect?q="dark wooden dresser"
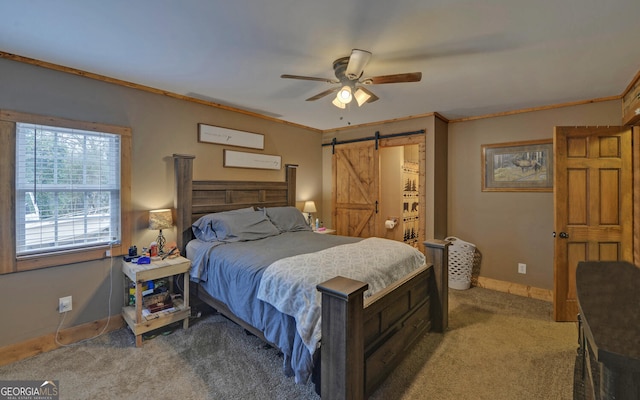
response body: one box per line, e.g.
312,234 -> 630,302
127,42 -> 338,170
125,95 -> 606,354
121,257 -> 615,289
574,261 -> 640,400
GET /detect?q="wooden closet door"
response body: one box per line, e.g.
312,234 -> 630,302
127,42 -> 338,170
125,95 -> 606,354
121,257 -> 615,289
332,142 -> 379,237
553,126 -> 633,321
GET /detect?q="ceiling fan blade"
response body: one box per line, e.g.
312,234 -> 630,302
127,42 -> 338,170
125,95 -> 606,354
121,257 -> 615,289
355,86 -> 379,104
281,74 -> 339,84
361,72 -> 422,85
306,87 -> 339,101
345,49 -> 372,80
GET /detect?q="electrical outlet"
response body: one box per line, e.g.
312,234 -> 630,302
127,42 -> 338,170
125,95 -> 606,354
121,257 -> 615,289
59,296 -> 72,313
106,249 -> 111,257
518,263 -> 527,274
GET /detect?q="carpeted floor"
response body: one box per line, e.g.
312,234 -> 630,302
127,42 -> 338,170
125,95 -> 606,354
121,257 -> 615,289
0,287 -> 578,399
370,288 -> 577,400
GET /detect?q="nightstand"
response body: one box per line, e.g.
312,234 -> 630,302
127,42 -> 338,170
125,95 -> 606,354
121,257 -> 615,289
314,228 -> 336,235
122,256 -> 191,347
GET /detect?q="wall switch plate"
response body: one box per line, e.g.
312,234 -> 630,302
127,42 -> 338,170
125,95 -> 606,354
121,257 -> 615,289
59,296 -> 72,313
518,263 -> 527,274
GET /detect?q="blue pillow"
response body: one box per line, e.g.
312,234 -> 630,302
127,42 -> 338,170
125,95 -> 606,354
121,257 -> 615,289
261,206 -> 312,233
210,211 -> 280,242
192,207 -> 254,241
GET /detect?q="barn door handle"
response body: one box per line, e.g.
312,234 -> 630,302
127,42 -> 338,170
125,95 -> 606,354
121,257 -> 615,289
375,200 -> 379,214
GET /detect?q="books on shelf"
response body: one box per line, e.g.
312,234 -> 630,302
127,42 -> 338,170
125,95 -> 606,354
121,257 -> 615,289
141,296 -> 184,320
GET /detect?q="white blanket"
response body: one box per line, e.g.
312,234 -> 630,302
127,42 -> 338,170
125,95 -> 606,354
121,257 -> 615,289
256,237 -> 426,354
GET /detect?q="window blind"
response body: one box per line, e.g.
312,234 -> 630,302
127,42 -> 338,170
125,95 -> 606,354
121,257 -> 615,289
15,122 -> 121,255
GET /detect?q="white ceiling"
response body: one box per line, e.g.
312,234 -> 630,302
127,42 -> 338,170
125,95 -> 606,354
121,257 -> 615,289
1,1 -> 639,131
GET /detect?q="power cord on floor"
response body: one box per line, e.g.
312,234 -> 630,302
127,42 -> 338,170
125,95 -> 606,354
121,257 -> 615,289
55,242 -> 114,347
173,271 -> 203,319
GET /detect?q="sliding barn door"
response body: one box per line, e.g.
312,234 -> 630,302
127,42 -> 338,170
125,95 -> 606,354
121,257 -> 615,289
553,126 -> 633,321
332,142 -> 380,237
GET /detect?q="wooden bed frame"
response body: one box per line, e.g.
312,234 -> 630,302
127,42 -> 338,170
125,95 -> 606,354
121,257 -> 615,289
173,154 -> 448,400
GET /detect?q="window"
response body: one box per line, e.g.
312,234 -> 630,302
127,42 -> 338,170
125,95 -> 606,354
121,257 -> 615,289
0,110 -> 131,273
15,123 -> 121,255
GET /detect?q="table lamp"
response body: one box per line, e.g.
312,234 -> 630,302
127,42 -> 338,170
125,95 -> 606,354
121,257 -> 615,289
303,201 -> 317,227
149,209 -> 173,254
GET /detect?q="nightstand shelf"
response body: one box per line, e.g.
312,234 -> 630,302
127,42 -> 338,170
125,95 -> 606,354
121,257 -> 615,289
122,256 -> 191,347
314,228 -> 336,235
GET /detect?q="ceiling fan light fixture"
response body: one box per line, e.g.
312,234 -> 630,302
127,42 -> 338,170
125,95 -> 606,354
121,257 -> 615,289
336,85 -> 352,104
354,87 -> 371,107
282,48 -> 419,109
332,97 -> 346,109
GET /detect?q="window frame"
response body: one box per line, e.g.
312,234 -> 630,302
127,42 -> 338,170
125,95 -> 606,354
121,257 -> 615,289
0,110 -> 132,273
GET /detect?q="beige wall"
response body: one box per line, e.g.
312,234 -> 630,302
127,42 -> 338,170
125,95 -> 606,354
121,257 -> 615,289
379,146 -> 404,241
449,100 -> 622,289
0,58 -> 321,347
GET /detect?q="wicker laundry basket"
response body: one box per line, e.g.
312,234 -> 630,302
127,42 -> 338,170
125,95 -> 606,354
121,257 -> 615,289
445,236 -> 476,290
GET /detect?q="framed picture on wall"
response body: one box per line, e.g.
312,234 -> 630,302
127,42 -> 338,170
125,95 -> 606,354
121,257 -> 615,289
198,123 -> 264,149
481,139 -> 553,192
223,150 -> 281,170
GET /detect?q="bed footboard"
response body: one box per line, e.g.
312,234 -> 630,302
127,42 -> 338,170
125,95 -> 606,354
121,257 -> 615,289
316,239 -> 448,400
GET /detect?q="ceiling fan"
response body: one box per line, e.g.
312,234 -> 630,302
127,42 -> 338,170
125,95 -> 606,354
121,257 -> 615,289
281,49 -> 422,109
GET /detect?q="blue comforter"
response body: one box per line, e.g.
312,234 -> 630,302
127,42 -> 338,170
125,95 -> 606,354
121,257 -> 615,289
187,231 -> 361,384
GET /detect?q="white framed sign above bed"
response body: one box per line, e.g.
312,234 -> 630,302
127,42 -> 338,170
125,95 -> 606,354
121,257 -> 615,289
198,123 -> 264,149
223,149 -> 281,170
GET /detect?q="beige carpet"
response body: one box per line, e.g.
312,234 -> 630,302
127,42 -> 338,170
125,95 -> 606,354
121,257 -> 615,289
370,288 -> 577,400
0,287 -> 577,399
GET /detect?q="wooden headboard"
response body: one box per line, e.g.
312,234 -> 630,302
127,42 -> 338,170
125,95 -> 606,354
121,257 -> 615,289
172,154 -> 298,254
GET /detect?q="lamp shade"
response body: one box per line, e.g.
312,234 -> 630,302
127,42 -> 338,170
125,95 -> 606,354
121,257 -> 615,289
332,97 -> 346,109
354,87 -> 372,106
303,201 -> 317,213
149,209 -> 173,230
